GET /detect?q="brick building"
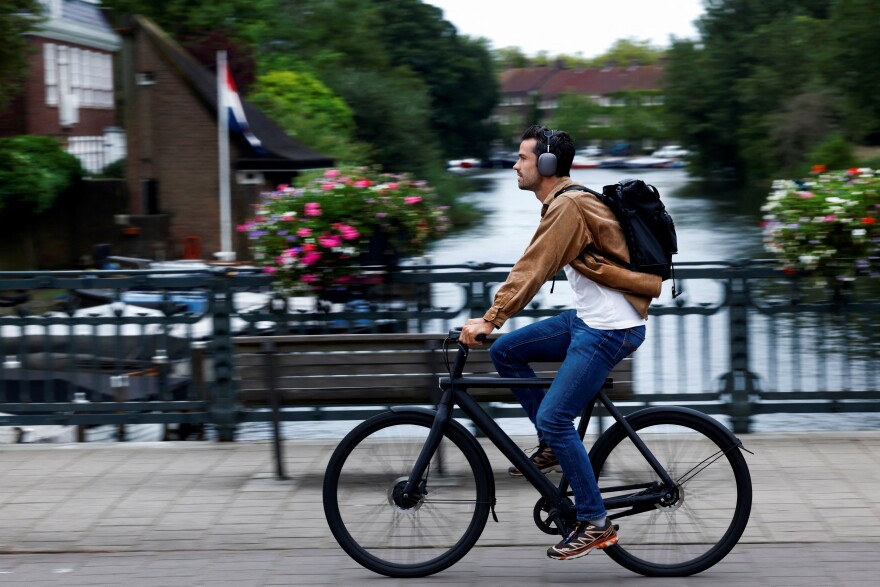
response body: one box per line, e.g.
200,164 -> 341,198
119,16 -> 333,262
494,65 -> 666,148
0,0 -> 123,172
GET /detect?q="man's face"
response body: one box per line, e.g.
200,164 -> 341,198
514,138 -> 541,192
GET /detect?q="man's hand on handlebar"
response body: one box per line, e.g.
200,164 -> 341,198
460,318 -> 495,347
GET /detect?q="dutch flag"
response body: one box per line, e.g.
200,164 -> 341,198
221,59 -> 264,152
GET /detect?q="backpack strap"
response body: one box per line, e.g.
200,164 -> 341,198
554,184 -> 635,270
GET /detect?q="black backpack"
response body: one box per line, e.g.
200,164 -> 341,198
558,179 -> 680,297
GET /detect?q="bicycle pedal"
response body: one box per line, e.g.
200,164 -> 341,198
613,524 -> 620,531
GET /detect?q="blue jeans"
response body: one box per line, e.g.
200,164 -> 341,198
490,310 -> 646,521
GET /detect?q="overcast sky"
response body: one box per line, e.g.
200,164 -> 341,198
423,0 -> 705,57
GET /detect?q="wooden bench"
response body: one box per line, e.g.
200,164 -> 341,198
233,333 -> 633,478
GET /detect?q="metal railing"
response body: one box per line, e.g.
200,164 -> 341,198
0,260 -> 877,440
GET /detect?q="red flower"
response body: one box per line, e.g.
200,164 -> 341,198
862,217 -> 877,225
847,168 -> 860,175
811,164 -> 826,174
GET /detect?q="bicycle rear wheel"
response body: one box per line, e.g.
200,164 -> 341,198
322,410 -> 492,578
590,408 -> 752,576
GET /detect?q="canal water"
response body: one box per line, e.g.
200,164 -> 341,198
427,167 -> 765,266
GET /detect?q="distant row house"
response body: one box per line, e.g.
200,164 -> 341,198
494,64 -> 667,150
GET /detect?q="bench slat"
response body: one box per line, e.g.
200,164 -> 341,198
233,334 -> 634,406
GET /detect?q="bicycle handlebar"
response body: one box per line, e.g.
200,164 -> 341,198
447,328 -> 487,343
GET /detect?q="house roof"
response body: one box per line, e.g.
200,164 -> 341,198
128,16 -> 334,172
498,67 -> 559,94
30,0 -> 121,51
501,65 -> 664,97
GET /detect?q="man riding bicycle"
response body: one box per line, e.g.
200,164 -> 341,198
459,125 -> 661,560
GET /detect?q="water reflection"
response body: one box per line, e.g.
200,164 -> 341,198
428,168 -> 766,266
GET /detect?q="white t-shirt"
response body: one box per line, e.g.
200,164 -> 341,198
563,265 -> 646,330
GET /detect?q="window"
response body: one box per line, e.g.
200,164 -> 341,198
44,43 -> 58,106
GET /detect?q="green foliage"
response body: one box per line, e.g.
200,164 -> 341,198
321,67 -> 439,174
0,1 -> 41,112
372,0 -> 499,160
587,38 -> 665,67
239,166 -> 451,293
102,0 -> 274,46
823,0 -> 880,143
665,0 -> 880,182
605,91 -> 669,148
248,70 -> 368,164
0,135 -> 83,215
96,158 -> 126,179
548,93 -> 603,145
807,133 -> 857,172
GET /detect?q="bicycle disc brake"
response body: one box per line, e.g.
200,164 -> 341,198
533,497 -> 569,535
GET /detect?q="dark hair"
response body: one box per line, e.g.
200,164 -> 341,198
521,124 -> 575,177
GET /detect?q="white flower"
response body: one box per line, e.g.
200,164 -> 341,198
852,228 -> 867,237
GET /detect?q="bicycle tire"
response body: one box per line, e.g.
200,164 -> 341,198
589,407 -> 752,576
322,410 -> 492,578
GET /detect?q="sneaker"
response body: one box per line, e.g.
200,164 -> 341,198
508,442 -> 559,477
546,520 -> 618,560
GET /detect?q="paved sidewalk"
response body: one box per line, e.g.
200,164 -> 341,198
0,431 -> 879,584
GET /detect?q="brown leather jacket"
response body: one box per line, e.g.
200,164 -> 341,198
482,177 -> 662,328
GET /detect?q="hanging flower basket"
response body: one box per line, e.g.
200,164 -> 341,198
761,166 -> 879,278
238,166 -> 451,295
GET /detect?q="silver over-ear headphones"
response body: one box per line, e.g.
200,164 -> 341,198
537,128 -> 557,176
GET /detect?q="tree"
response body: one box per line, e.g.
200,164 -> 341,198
823,0 -> 880,143
664,0 -> 841,181
373,0 -> 499,159
548,93 -> 603,145
323,67 -> 439,174
588,38 -> 665,67
247,70 -> 368,163
0,0 -> 42,112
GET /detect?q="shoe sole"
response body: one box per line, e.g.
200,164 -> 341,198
547,533 -> 618,561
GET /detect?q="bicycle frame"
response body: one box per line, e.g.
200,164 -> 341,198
401,340 -> 679,528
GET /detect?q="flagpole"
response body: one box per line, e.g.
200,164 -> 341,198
216,50 -> 235,261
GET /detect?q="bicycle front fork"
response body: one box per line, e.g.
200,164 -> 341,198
399,386 -> 456,502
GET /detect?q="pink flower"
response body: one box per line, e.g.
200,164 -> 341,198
319,234 -> 342,248
404,196 -> 422,205
354,180 -> 372,188
797,191 -> 814,199
387,182 -> 400,190
305,202 -> 322,216
301,251 -> 322,266
296,227 -> 312,237
321,183 -> 336,191
338,224 -> 360,240
823,215 -> 837,222
301,274 -> 317,283
324,169 -> 340,179
263,266 -> 277,275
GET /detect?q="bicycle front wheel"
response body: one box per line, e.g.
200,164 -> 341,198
322,411 -> 492,578
590,408 -> 752,576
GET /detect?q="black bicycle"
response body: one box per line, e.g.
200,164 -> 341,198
323,330 -> 752,578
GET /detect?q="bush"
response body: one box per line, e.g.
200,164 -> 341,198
239,166 -> 451,294
0,135 -> 83,214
